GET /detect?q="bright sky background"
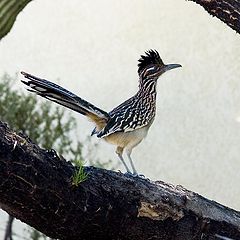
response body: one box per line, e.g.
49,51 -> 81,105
0,0 -> 239,238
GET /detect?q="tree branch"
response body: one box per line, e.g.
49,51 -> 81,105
0,120 -> 240,240
189,0 -> 240,33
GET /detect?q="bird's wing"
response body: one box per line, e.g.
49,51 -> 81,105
21,71 -> 110,126
97,97 -> 154,138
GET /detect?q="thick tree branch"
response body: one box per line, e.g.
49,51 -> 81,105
0,120 -> 240,240
189,0 -> 240,33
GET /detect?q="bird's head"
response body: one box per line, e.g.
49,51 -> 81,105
138,50 -> 181,81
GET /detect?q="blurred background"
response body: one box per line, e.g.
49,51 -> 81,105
0,0 -> 239,239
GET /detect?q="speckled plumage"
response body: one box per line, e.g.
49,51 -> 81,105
21,50 -> 181,174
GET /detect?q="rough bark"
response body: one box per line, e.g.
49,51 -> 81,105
0,120 -> 240,240
189,0 -> 240,33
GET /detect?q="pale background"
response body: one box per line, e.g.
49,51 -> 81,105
0,0 -> 240,238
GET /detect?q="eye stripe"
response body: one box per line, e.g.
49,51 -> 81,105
146,66 -> 155,72
143,66 -> 156,78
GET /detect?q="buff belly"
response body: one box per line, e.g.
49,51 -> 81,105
103,125 -> 150,150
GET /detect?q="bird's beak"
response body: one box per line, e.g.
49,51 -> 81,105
164,63 -> 182,72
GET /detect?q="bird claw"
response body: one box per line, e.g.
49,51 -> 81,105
124,171 -> 134,177
124,172 -> 146,179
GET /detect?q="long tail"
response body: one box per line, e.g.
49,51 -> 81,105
21,71 -> 109,124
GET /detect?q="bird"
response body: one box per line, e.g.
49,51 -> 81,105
21,50 -> 181,175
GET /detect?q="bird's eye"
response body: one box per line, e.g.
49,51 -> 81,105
143,66 -> 157,77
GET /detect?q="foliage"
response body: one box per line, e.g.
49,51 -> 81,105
72,160 -> 89,186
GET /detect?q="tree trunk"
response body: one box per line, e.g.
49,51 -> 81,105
189,0 -> 240,33
0,120 -> 240,240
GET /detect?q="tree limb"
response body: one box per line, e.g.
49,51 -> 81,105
189,0 -> 240,33
0,120 -> 240,240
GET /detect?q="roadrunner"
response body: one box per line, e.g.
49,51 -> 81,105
21,50 -> 181,174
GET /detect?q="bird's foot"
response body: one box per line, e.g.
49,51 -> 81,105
124,172 -> 146,179
124,171 -> 135,177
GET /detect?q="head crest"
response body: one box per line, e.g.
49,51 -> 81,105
138,50 -> 164,75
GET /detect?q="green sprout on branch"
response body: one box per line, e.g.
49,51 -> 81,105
72,160 -> 89,186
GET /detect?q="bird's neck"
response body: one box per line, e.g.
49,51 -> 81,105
137,78 -> 157,100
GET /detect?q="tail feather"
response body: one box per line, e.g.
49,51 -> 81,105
21,71 -> 110,122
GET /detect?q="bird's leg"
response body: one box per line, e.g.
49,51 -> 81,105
116,147 -> 131,173
126,149 -> 138,175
